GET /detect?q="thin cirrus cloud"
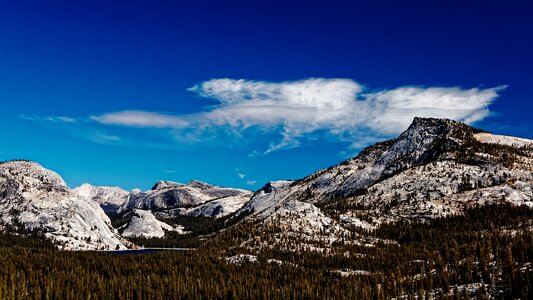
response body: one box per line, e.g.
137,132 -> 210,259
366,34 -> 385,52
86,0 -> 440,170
91,110 -> 188,128
88,78 -> 505,153
25,78 -> 506,153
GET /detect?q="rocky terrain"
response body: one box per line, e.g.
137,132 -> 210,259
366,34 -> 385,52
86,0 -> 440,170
73,183 -> 129,214
76,179 -> 252,240
230,117 -> 533,251
119,180 -> 251,213
0,117 -> 531,252
0,161 -> 128,250
116,180 -> 251,220
119,209 -> 186,238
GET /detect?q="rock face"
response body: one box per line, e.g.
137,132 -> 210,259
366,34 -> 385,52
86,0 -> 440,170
233,117 -> 533,250
120,209 -> 185,238
73,183 -> 129,214
120,180 -> 252,218
114,180 -> 252,239
183,194 -> 252,218
0,161 -> 128,250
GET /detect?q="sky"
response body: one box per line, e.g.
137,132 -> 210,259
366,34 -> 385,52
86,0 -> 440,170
0,0 -> 532,191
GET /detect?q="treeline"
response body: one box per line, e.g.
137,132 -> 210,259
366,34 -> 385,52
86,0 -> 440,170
0,204 -> 532,298
0,236 -> 375,299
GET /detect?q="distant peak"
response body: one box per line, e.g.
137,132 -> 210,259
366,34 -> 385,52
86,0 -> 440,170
187,180 -> 214,189
150,180 -> 182,190
258,181 -> 292,194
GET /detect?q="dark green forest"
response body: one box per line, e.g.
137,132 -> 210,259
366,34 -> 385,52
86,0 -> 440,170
0,204 -> 532,299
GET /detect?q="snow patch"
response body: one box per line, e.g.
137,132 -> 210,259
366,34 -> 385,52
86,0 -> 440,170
225,254 -> 259,264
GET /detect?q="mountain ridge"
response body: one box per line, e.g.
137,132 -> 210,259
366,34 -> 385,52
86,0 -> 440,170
0,117 -> 531,251
225,117 -> 532,251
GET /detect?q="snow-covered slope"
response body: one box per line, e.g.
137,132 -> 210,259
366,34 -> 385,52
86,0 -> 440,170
239,118 -> 533,219
183,193 -> 251,218
238,180 -> 293,218
0,161 -> 128,250
120,180 -> 252,217
152,192 -> 252,220
73,183 -> 129,214
120,209 -> 185,238
474,132 -> 533,148
232,117 -> 533,251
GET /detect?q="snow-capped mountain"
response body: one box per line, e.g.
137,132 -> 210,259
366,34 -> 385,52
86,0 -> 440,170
73,183 -> 129,214
0,161 -> 128,250
233,117 -> 533,250
119,180 -> 252,217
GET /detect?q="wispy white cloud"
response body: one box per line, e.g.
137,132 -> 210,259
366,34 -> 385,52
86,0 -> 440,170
91,134 -> 121,143
91,111 -> 188,128
20,115 -> 79,123
234,169 -> 257,186
23,78 -> 506,153
361,86 -> 504,134
190,80 -> 504,150
19,114 -> 127,146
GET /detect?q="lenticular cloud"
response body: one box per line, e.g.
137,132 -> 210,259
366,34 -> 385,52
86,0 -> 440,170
91,78 -> 505,152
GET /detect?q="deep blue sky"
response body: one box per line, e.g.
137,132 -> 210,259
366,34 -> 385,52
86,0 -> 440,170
0,0 -> 531,191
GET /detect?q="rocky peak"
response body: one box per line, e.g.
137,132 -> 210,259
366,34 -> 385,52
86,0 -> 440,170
409,116 -> 456,129
237,117 -> 532,221
256,181 -> 292,195
374,117 -> 472,175
187,180 -> 214,190
322,118 -> 479,199
151,180 -> 182,190
229,118 -> 532,253
0,160 -> 67,188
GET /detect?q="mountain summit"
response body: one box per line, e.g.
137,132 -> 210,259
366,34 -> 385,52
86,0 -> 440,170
231,117 -> 532,250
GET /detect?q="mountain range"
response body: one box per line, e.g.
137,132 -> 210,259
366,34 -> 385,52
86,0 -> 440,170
1,117 -> 531,251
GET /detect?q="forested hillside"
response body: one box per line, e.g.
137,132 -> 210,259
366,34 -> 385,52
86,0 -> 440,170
1,204 -> 532,299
